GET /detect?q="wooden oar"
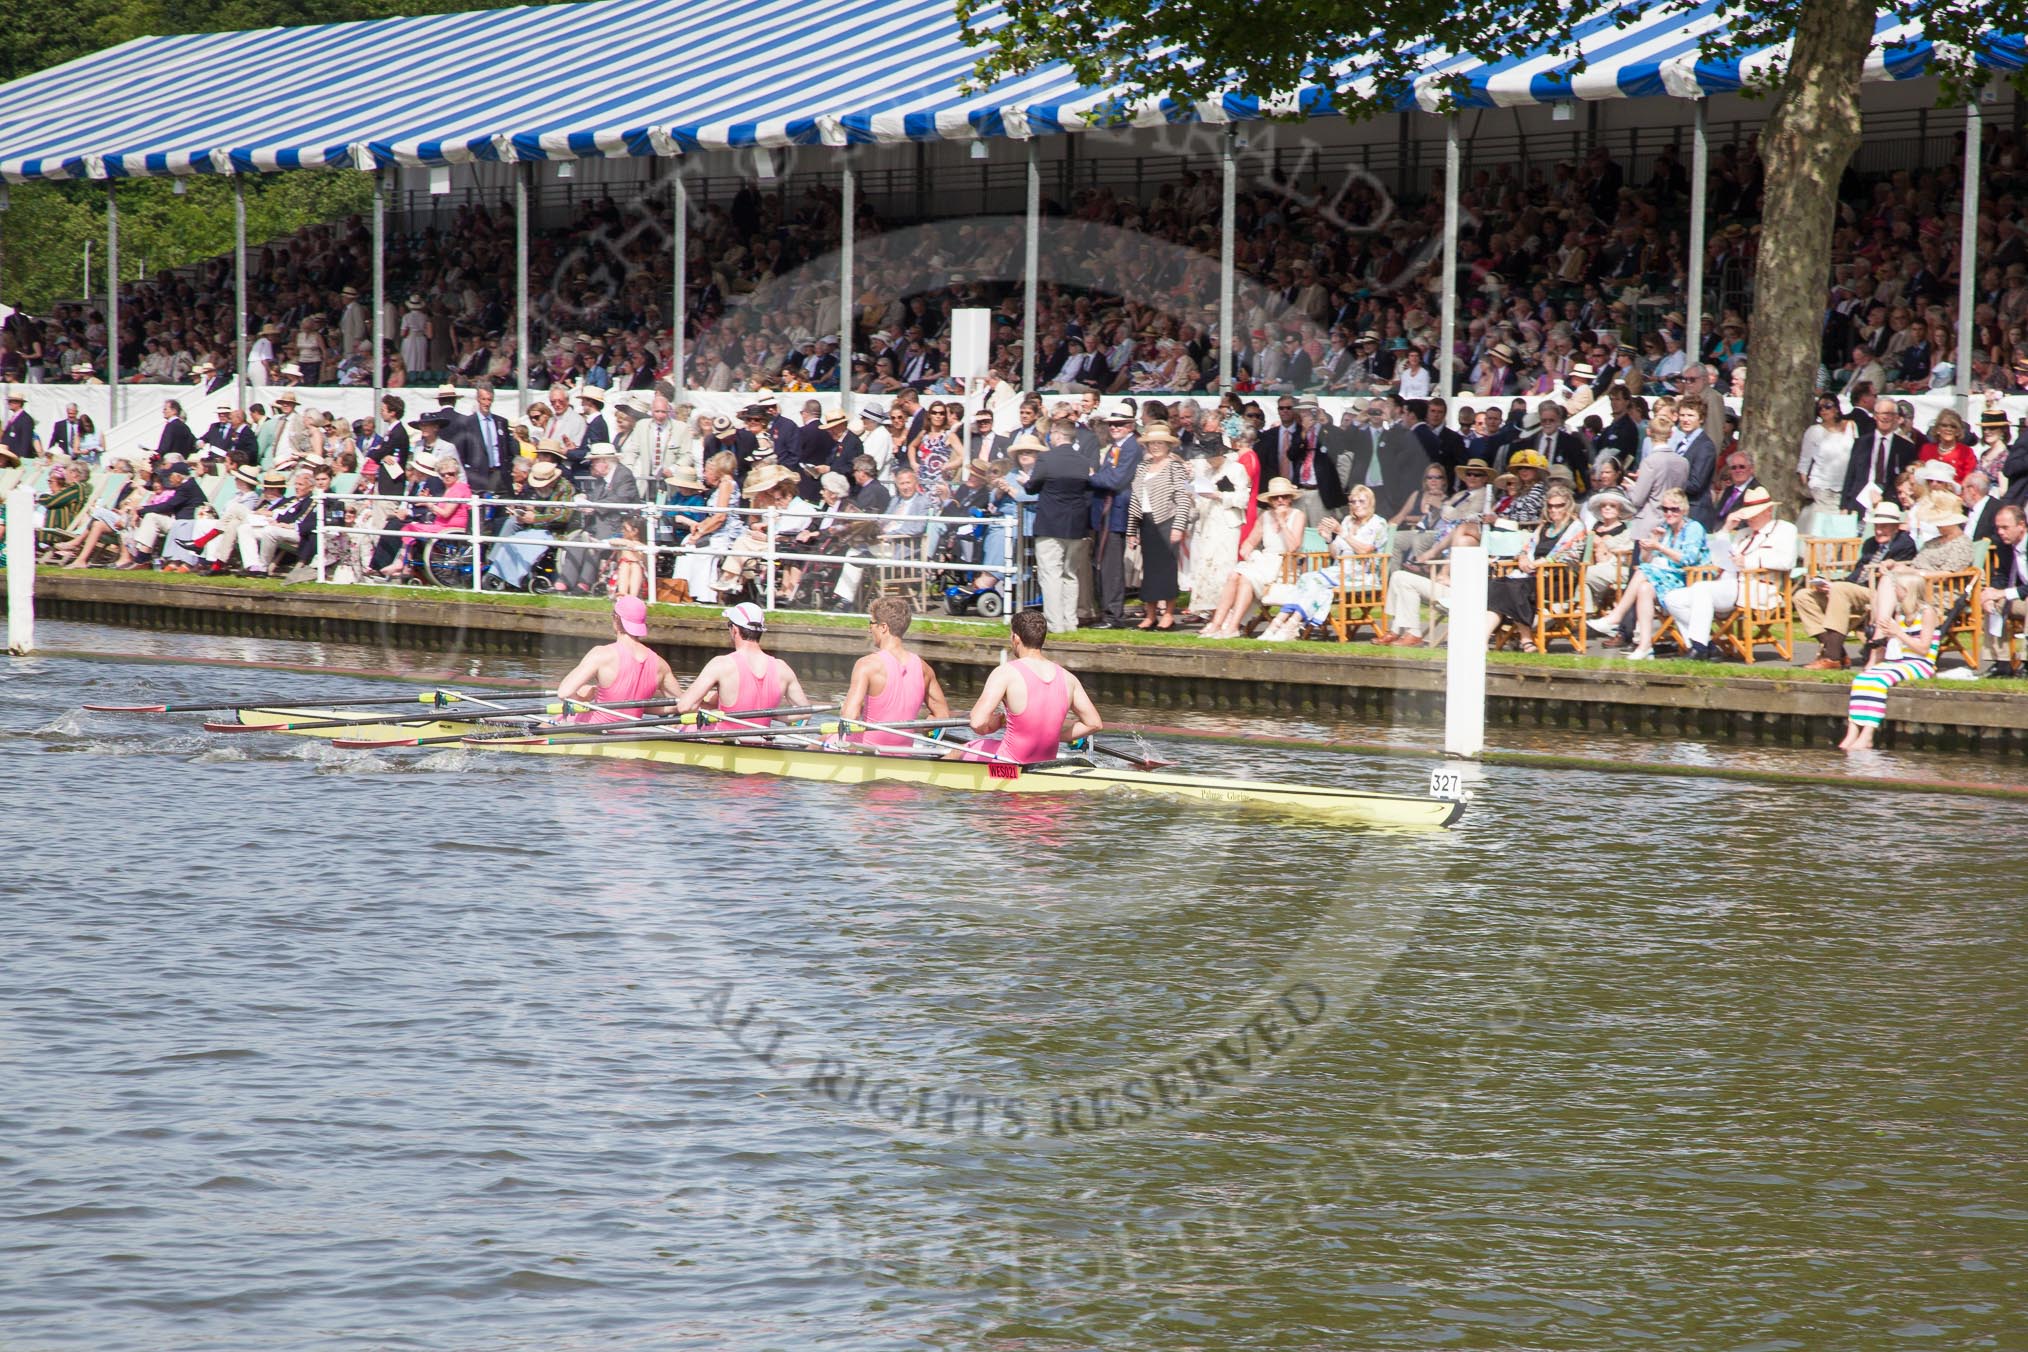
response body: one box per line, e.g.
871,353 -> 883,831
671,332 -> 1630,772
85,688 -> 546,714
1079,738 -> 1177,771
474,720 -> 835,751
202,700 -> 573,734
336,702 -> 837,750
201,691 -> 681,736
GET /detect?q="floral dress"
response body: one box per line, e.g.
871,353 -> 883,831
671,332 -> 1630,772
1639,519 -> 1709,595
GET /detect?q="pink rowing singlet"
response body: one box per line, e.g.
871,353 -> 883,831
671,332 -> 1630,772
723,648 -> 788,717
964,659 -> 1071,764
855,649 -> 927,749
573,644 -> 659,723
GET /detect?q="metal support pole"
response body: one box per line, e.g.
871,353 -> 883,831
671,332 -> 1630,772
1439,116 -> 1460,398
1686,100 -> 1708,365
372,170 -> 386,417
672,164 -> 688,394
840,160 -> 855,412
1218,125 -> 1236,392
106,184 -> 120,429
515,161 -> 530,409
1957,100 -> 1981,403
1023,139 -> 1040,392
234,177 -> 248,411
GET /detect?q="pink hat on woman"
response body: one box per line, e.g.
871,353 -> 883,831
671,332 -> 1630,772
614,595 -> 649,637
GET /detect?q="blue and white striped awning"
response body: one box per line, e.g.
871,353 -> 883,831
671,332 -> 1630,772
1410,4 -> 2023,109
0,0 -> 2019,182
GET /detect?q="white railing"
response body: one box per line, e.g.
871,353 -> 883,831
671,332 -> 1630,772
311,491 -> 1028,625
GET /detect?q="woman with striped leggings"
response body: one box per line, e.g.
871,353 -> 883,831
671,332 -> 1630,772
1840,585 -> 1941,752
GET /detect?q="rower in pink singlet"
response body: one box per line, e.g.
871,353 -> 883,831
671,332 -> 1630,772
572,646 -> 661,723
722,647 -> 790,718
854,648 -> 928,749
558,595 -> 680,724
964,658 -> 1072,763
676,602 -> 812,726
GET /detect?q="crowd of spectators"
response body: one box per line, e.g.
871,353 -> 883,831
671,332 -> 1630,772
6,124 -> 2028,726
10,372 -> 2026,691
3,124 -> 2028,408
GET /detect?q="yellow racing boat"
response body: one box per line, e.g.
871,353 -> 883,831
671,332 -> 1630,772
229,707 -> 1466,828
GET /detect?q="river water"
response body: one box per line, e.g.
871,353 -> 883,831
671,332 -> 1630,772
4,624 -> 2024,1349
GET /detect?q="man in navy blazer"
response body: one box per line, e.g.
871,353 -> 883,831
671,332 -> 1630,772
1087,411 -> 1143,628
1028,433 -> 1097,634
1840,397 -> 1919,514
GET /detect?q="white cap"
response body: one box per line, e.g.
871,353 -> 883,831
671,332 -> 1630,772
722,602 -> 766,631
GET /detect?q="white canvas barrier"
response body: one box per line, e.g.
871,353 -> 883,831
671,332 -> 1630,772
9,381 -> 2025,463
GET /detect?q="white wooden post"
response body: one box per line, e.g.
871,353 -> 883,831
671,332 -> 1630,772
1444,545 -> 1487,758
6,485 -> 34,654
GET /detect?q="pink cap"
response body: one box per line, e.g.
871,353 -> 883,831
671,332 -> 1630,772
614,595 -> 649,637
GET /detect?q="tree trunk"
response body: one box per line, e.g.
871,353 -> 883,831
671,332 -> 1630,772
1736,0 -> 1878,517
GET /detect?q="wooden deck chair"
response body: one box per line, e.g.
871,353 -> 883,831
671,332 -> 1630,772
873,535 -> 932,608
1714,567 -> 1795,663
1253,526 -> 1339,633
1532,554 -> 1590,653
1650,564 -> 1721,654
1802,537 -> 1863,588
1923,565 -> 1982,669
1328,553 -> 1392,642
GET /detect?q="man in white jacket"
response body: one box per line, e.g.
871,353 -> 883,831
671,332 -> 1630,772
1661,486 -> 1798,661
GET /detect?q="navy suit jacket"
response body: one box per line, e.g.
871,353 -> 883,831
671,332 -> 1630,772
1029,444 -> 1096,540
1088,436 -> 1142,534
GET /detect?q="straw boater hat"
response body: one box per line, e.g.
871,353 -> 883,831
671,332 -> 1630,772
1870,501 -> 1904,526
820,410 -> 850,429
1726,485 -> 1774,521
527,459 -> 563,489
1009,433 -> 1047,455
1488,342 -> 1516,363
433,383 -> 458,401
1140,422 -> 1179,446
233,465 -> 262,489
1920,498 -> 1968,527
1459,458 -> 1494,476
1257,476 -> 1301,503
661,464 -> 704,491
1493,472 -> 1520,492
584,442 -> 620,461
406,294 -> 426,311
272,390 -> 299,407
260,470 -> 289,489
533,438 -> 570,461
742,463 -> 797,498
576,386 -> 606,407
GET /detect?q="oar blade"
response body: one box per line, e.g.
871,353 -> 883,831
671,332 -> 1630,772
82,703 -> 168,713
201,720 -> 273,733
329,736 -> 419,750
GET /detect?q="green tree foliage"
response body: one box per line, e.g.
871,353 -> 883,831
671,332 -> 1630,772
0,0 -> 568,312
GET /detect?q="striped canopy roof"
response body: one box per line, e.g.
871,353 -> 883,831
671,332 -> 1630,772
0,0 -> 2018,182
